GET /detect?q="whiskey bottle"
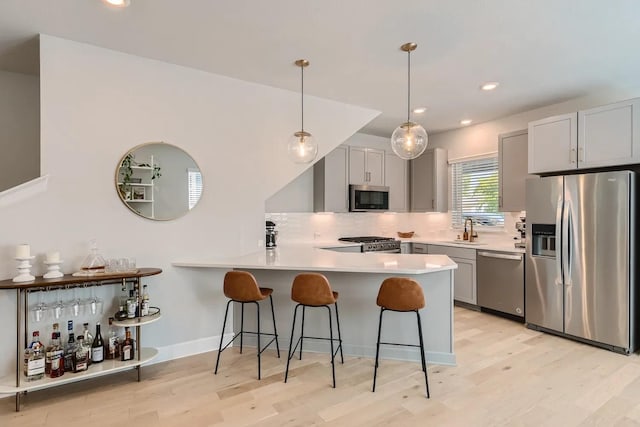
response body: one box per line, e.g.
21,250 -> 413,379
106,317 -> 120,360
120,327 -> 135,361
64,320 -> 75,372
91,322 -> 104,363
73,336 -> 89,372
49,331 -> 65,378
45,323 -> 60,375
23,331 -> 45,381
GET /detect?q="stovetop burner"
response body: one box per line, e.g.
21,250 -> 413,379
338,236 -> 395,243
338,236 -> 401,252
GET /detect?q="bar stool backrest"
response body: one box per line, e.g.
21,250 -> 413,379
291,273 -> 336,305
224,271 -> 264,302
376,277 -> 425,311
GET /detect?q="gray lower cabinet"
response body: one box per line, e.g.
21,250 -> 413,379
427,245 -> 476,305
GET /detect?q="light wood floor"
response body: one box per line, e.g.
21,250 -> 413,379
3,307 -> 640,426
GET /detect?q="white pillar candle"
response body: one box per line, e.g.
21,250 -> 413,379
46,251 -> 60,263
16,244 -> 30,258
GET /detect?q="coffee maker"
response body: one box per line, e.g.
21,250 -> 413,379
265,221 -> 277,249
515,214 -> 526,248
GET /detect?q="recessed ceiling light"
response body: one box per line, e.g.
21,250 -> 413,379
102,0 -> 130,7
480,82 -> 499,91
460,119 -> 472,126
412,107 -> 427,114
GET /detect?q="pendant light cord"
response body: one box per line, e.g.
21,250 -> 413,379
407,49 -> 411,124
301,64 -> 305,132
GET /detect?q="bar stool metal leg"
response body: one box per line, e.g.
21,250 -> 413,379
215,299 -> 233,374
256,302 -> 261,380
372,307 -> 384,392
269,295 -> 281,358
239,302 -> 245,354
284,304 -> 301,383
299,306 -> 306,360
334,301 -> 344,364
416,310 -> 430,398
326,305 -> 336,388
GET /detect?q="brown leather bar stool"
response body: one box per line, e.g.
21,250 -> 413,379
372,277 -> 429,398
284,273 -> 344,388
214,270 -> 280,380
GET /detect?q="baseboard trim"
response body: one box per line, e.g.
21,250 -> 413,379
149,333 -> 234,365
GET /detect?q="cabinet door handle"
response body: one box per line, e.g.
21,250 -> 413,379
498,195 -> 503,208
578,147 -> 584,162
570,148 -> 577,164
431,199 -> 435,209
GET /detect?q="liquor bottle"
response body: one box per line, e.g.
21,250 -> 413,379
91,322 -> 104,363
63,320 -> 75,372
120,327 -> 135,361
73,336 -> 89,372
45,323 -> 60,375
127,290 -> 137,319
23,331 -> 45,381
82,323 -> 93,363
141,285 -> 150,316
114,305 -> 128,321
106,317 -> 120,360
49,331 -> 64,378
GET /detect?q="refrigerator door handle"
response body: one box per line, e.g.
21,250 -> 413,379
562,197 -> 572,286
555,193 -> 563,286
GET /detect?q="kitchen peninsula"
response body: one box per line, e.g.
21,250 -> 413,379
173,246 -> 458,365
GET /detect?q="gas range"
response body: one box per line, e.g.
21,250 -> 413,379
338,236 -> 401,253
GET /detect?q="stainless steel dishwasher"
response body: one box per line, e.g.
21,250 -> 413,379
477,250 -> 524,320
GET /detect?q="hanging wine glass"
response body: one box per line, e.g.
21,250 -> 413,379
31,289 -> 48,323
88,284 -> 103,316
53,288 -> 65,320
69,286 -> 82,317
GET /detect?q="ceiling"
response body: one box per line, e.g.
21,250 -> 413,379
1,0 -> 639,136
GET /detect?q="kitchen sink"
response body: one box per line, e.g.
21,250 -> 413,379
448,240 -> 487,245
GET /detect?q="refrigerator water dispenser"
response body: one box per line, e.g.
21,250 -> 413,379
531,224 -> 556,257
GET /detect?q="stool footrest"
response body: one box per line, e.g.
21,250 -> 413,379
287,335 -> 343,361
378,341 -> 421,348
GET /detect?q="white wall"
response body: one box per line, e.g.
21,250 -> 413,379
0,35 -> 378,379
0,70 -> 39,192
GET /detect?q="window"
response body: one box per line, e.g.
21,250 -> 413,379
450,156 -> 503,228
187,168 -> 202,210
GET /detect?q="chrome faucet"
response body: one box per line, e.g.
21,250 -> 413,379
464,218 -> 475,242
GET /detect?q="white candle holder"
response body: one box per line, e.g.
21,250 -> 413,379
43,260 -> 64,279
13,256 -> 35,282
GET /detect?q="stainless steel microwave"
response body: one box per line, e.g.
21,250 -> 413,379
349,185 -> 389,212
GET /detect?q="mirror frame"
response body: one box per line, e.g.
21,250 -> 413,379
115,141 -> 203,221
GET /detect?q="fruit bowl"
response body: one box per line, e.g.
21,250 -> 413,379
397,231 -> 415,238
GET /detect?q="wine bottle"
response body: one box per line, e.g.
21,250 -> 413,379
91,322 -> 104,363
64,320 -> 75,372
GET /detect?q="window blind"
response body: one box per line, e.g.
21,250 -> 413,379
187,169 -> 202,210
450,156 -> 503,228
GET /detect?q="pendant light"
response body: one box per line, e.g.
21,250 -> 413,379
287,59 -> 318,164
390,42 -> 428,160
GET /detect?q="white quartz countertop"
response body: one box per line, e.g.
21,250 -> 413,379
173,246 -> 457,275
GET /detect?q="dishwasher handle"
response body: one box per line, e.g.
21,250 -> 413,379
477,251 -> 523,261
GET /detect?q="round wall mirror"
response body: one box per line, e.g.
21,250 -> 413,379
115,142 -> 203,221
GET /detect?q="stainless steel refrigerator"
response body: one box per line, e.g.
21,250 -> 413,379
525,170 -> 637,353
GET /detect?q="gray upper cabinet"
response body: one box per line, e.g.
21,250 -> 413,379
314,146 -> 349,212
499,130 -> 531,212
349,147 -> 385,186
528,98 -> 640,174
385,153 -> 409,212
410,147 -> 448,212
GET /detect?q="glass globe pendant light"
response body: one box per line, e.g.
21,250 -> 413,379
390,43 -> 428,160
287,59 -> 318,164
